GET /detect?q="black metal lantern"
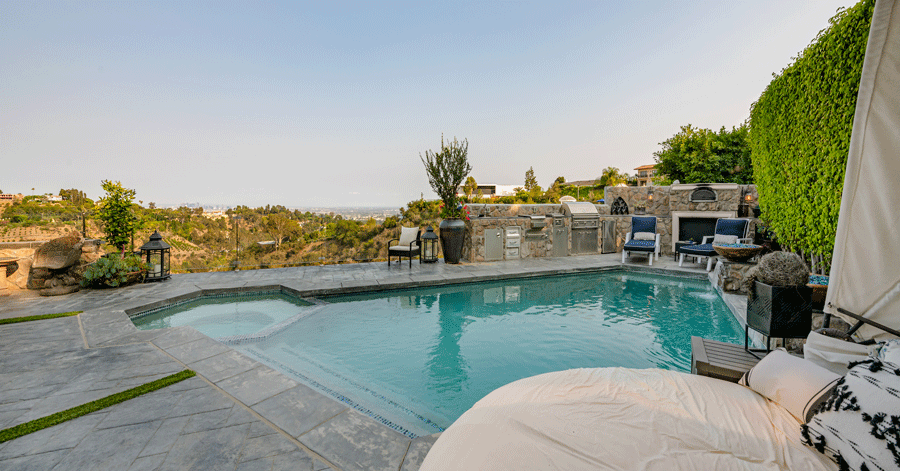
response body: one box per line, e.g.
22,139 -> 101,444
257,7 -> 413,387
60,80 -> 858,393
421,226 -> 439,263
140,230 -> 171,281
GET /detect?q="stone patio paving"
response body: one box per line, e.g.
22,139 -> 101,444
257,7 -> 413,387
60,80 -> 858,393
0,254 -> 710,471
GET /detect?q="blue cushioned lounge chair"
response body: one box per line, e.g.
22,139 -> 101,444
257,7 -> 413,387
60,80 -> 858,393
678,218 -> 751,271
621,216 -> 660,266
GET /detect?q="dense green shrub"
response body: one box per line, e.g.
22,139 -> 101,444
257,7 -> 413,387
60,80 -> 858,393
81,254 -> 149,288
654,124 -> 752,184
749,0 -> 874,262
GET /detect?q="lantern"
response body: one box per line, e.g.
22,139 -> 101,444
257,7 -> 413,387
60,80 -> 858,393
140,230 -> 171,281
421,226 -> 439,263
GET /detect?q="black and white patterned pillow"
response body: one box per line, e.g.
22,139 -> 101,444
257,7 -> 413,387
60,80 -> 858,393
802,339 -> 900,470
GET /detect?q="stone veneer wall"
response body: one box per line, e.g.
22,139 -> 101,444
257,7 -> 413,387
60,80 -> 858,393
461,184 -> 758,262
604,184 -> 758,215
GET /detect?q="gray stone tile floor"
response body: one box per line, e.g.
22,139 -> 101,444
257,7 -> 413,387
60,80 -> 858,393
0,254 -> 711,470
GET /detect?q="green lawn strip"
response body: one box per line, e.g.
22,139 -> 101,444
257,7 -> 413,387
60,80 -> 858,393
0,369 -> 196,443
0,311 -> 83,325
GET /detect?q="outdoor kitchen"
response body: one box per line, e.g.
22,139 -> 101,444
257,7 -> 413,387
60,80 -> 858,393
461,183 -> 759,264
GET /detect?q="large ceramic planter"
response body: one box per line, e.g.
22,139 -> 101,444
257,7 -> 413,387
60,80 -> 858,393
746,281 -> 812,339
439,218 -> 466,264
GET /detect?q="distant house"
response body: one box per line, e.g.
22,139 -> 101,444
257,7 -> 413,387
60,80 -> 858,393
457,184 -> 519,198
47,195 -> 63,202
634,165 -> 657,186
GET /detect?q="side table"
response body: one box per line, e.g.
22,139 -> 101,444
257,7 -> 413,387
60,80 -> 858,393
691,336 -> 765,383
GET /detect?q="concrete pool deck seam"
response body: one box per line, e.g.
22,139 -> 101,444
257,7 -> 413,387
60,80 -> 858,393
147,337 -> 342,470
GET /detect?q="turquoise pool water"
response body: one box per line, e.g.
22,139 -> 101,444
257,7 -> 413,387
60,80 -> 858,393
132,293 -> 313,339
130,272 -> 745,438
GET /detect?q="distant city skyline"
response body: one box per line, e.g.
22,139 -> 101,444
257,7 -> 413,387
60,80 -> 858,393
2,1 -> 855,207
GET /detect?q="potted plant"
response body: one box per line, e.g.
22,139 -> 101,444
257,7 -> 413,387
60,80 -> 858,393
743,251 -> 813,353
421,135 -> 472,264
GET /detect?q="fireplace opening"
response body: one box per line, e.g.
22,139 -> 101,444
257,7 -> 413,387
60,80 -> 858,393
679,218 -> 717,244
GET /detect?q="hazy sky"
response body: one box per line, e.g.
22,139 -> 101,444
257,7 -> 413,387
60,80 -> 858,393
2,1 -> 855,208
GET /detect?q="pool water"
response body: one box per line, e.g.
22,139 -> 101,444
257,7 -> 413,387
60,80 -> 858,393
130,272 -> 745,437
132,293 -> 314,339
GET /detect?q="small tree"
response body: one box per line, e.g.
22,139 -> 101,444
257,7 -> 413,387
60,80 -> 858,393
463,176 -> 478,198
97,180 -> 137,256
598,167 -> 627,187
264,213 -> 301,248
421,135 -> 472,218
524,167 -> 538,192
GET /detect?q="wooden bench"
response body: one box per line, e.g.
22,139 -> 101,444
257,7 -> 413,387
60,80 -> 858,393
691,336 -> 765,383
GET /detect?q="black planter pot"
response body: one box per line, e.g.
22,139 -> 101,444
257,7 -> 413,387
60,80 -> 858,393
439,218 -> 466,264
745,281 -> 812,353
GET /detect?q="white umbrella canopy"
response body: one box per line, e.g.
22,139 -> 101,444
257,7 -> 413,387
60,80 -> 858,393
825,0 -> 900,341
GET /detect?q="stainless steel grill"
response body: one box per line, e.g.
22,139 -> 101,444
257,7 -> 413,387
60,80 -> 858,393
561,202 -> 600,254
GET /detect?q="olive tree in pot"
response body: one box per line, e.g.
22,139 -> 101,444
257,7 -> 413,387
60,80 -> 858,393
421,136 -> 472,264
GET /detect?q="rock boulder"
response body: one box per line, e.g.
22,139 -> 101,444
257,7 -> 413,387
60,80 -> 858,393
33,232 -> 84,270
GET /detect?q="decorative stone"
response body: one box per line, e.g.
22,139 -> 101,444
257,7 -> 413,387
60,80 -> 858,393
716,260 -> 756,294
32,231 -> 83,270
28,267 -> 52,289
39,284 -> 79,296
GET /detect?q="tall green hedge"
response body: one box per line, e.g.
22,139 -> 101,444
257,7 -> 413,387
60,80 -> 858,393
749,0 -> 874,262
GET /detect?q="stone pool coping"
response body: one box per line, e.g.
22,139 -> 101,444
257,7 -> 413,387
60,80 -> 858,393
1,254 -> 717,470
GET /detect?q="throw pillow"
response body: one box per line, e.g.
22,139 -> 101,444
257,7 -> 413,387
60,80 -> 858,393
633,232 -> 655,241
398,226 -> 418,246
739,349 -> 840,422
712,234 -> 739,245
802,342 -> 900,470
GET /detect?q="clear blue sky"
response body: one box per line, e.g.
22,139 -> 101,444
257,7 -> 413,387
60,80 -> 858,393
1,1 -> 855,208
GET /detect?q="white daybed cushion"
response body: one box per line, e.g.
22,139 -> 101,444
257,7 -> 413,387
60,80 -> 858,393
738,349 -> 840,422
803,330 -> 872,375
420,368 -> 838,471
633,231 -> 655,241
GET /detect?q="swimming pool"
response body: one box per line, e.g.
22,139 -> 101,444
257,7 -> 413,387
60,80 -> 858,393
132,271 -> 745,438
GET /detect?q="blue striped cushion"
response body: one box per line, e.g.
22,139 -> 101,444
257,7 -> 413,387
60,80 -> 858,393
624,240 -> 656,252
715,219 -> 749,238
678,243 -> 716,256
631,216 -> 657,234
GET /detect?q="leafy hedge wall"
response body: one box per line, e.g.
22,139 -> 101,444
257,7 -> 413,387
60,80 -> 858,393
749,0 -> 874,262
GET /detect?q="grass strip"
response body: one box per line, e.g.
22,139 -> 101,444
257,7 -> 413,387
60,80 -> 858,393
0,311 -> 83,325
0,369 -> 196,443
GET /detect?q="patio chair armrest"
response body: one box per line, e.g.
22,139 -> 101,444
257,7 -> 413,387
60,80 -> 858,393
701,235 -> 713,244
408,240 -> 418,249
625,232 -> 632,243
388,238 -> 399,246
655,233 -> 661,254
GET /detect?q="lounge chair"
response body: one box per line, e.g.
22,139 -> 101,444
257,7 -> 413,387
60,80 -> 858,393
677,218 -> 751,271
621,216 -> 660,265
388,226 -> 421,267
